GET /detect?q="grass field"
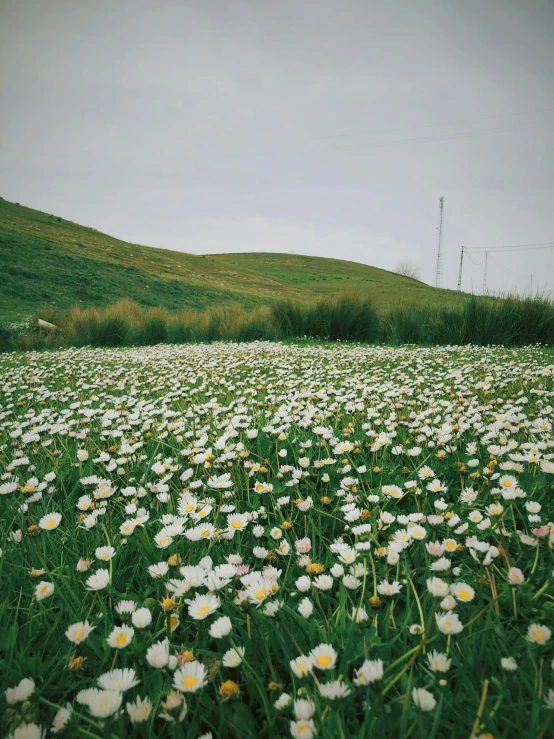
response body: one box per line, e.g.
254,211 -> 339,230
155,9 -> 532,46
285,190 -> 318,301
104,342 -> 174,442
1,342 -> 554,738
1,197 -> 465,323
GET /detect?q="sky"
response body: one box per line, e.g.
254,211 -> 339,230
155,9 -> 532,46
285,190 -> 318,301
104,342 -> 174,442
1,0 -> 554,295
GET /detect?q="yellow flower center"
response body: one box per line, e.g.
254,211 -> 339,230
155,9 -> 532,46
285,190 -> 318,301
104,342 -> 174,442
198,605 -> 211,617
255,588 -> 268,601
46,520 -> 57,529
316,655 -> 332,667
75,629 -> 85,641
459,589 -> 470,600
183,675 -> 197,689
116,634 -> 128,646
231,520 -> 242,529
201,529 -> 211,538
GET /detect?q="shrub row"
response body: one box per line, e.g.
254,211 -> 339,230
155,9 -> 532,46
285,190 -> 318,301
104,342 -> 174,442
2,293 -> 554,350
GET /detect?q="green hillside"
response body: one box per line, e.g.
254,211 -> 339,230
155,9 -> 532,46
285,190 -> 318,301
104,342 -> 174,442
1,197 -> 463,322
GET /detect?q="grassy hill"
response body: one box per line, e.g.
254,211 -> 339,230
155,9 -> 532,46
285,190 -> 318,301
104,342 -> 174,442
1,197 -> 464,322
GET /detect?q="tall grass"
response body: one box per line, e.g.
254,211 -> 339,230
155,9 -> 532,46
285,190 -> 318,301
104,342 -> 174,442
382,295 -> 554,346
19,300 -> 277,349
271,294 -> 380,341
4,293 -> 554,351
0,324 -> 14,352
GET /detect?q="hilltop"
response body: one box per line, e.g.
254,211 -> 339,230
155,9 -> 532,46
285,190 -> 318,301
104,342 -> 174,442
0,197 -> 462,321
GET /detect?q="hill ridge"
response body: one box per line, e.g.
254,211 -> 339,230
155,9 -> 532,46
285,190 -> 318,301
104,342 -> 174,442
0,197 -> 461,322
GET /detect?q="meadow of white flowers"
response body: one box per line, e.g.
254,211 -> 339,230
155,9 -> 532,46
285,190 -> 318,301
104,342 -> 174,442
1,341 -> 554,739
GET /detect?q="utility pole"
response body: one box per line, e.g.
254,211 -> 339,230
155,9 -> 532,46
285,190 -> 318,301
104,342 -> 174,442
456,245 -> 465,300
435,196 -> 444,288
482,251 -> 488,294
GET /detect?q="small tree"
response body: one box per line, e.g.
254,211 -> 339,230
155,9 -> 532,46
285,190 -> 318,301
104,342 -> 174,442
395,260 -> 421,280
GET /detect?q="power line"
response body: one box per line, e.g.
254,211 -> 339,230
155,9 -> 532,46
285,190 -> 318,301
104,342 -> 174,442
455,234 -> 554,296
460,247 -> 544,296
465,251 -> 484,266
467,241 -> 554,253
487,253 -> 532,280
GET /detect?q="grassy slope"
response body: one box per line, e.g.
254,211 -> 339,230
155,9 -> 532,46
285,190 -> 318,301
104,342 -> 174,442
1,197 -> 463,321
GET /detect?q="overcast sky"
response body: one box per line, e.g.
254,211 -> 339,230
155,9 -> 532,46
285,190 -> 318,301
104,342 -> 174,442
1,0 -> 554,294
